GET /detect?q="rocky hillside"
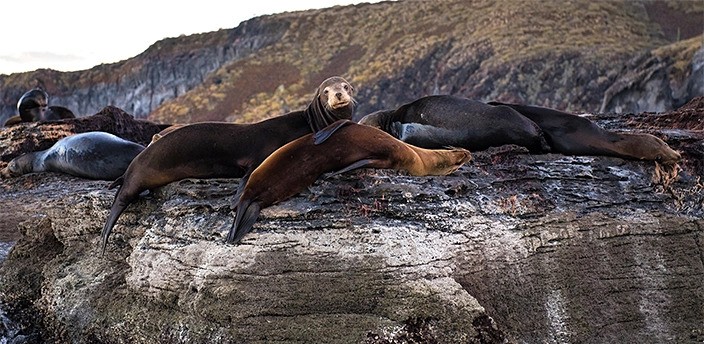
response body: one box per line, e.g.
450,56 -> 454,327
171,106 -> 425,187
0,0 -> 702,125
0,99 -> 702,343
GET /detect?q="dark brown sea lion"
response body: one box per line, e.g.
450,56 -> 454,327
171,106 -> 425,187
1,132 -> 144,180
100,76 -> 356,252
17,88 -> 49,122
227,120 -> 472,244
2,89 -> 76,127
358,95 -> 549,152
488,101 -> 681,163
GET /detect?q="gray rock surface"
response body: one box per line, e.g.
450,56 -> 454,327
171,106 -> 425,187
0,104 -> 703,343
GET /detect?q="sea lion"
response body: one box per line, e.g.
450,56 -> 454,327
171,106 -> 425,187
1,132 -> 145,180
358,95 -> 549,152
100,76 -> 356,252
17,88 -> 49,122
148,124 -> 186,145
227,120 -> 472,244
3,89 -> 76,127
487,101 -> 682,163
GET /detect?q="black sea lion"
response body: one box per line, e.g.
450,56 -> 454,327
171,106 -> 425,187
1,132 -> 145,180
488,101 -> 682,163
227,120 -> 472,244
100,76 -> 356,252
358,95 -> 549,152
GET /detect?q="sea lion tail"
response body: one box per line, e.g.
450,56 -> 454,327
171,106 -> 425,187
227,199 -> 261,244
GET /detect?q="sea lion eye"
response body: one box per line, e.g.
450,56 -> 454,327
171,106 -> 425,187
343,84 -> 349,91
324,89 -> 329,94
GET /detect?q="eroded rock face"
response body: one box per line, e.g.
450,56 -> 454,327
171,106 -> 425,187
0,103 -> 703,343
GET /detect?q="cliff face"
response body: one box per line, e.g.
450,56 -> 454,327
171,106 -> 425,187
0,17 -> 289,124
0,99 -> 702,343
1,0 -> 702,125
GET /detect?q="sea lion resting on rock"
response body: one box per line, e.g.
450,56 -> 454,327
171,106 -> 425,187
488,101 -> 681,163
1,132 -> 144,180
358,95 -> 550,152
227,120 -> 472,244
101,76 -> 356,253
358,95 -> 680,163
3,89 -> 76,126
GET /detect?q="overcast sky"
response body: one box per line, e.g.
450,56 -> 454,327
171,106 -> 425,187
0,1 -> 378,75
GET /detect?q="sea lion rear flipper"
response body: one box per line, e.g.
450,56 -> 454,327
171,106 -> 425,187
227,199 -> 261,244
233,173 -> 251,203
313,119 -> 353,144
326,159 -> 375,178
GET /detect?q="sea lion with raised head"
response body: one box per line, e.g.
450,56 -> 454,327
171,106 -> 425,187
100,76 -> 356,252
1,132 -> 145,180
227,119 -> 472,244
358,95 -> 549,152
487,101 -> 681,163
3,88 -> 76,126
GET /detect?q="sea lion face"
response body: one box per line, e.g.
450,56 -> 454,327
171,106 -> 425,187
3,154 -> 35,177
614,133 -> 682,164
624,133 -> 681,163
428,148 -> 473,175
17,88 -> 49,122
318,76 -> 355,110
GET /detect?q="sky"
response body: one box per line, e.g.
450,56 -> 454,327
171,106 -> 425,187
0,1 -> 378,75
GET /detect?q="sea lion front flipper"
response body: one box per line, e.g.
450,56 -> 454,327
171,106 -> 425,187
227,199 -> 261,244
313,119 -> 354,145
326,159 -> 376,178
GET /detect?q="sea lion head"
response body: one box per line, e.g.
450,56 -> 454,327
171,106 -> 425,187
3,153 -> 37,177
358,110 -> 389,128
318,76 -> 355,110
17,88 -> 49,122
623,133 -> 681,164
306,76 -> 356,132
430,147 -> 473,175
407,146 -> 472,176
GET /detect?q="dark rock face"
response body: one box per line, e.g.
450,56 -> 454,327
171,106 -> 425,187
601,43 -> 704,113
0,102 -> 702,343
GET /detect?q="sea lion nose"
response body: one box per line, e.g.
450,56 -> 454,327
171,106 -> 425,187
336,92 -> 342,100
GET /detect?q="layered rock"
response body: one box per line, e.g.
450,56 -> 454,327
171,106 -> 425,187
0,100 -> 702,343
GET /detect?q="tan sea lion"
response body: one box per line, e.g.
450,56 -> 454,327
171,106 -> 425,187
488,101 -> 681,163
227,120 -> 472,244
100,76 -> 356,253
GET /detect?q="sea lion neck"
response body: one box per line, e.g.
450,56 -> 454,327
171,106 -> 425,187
303,99 -> 355,132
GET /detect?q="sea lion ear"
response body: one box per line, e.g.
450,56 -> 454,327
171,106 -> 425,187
313,120 -> 353,144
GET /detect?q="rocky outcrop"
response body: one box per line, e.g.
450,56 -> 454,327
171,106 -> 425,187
0,100 -> 703,343
601,37 -> 704,113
